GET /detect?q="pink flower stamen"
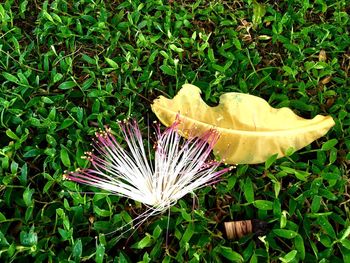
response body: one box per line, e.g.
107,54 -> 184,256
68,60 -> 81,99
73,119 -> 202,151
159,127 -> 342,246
64,118 -> 231,229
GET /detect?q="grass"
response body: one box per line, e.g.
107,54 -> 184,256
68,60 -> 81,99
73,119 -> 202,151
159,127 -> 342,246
0,0 -> 349,262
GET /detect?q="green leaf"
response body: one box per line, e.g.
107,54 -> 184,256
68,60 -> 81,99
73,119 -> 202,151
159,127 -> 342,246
321,139 -> 338,151
48,107 -> 56,120
82,54 -> 96,64
152,225 -> 162,239
311,195 -> 321,213
42,10 -> 55,23
142,252 -> 151,263
42,96 -> 54,104
58,228 -> 72,240
0,230 -> 9,246
250,253 -> 258,263
2,72 -> 19,83
59,119 -> 74,130
46,134 -> 57,146
95,244 -> 105,263
279,250 -> 297,263
180,208 -> 192,222
60,146 -> 71,167
280,210 -> 287,228
30,117 -> 41,127
265,153 -> 278,170
317,216 -> 336,238
232,38 -> 241,50
319,188 -> 337,201
7,243 -> 16,257
254,200 -> 273,210
212,63 -> 225,72
169,44 -> 184,53
160,65 -> 176,76
340,226 -> 350,241
294,170 -> 309,182
219,245 -> 243,262
82,77 -> 95,90
244,177 -> 254,203
23,149 -> 42,158
53,73 -> 63,83
20,163 -> 28,185
285,147 -> 295,156
93,205 -> 112,217
341,247 -> 350,262
6,129 -> 19,140
23,186 -> 34,207
19,0 -> 28,14
208,48 -> 216,62
117,251 -> 131,263
25,205 -> 34,222
273,180 -> 281,198
20,226 -> 38,246
58,81 -> 76,90
72,239 -> 82,259
282,66 -> 297,77
43,180 -> 55,194
252,0 -> 266,28
329,148 -> 337,164
294,234 -> 305,260
105,57 -> 119,69
273,229 -> 298,239
148,50 -> 158,64
10,161 -> 18,174
88,90 -> 108,97
341,239 -> 350,250
133,234 -> 152,249
181,223 -> 194,244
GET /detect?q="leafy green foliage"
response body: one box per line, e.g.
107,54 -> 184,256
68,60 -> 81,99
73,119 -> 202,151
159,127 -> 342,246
0,0 -> 349,262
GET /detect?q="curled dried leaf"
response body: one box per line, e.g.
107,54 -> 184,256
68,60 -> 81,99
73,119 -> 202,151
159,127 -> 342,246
152,84 -> 335,164
319,50 -> 327,62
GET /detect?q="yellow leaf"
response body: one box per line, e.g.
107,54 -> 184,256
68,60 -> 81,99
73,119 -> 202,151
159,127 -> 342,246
151,84 -> 335,164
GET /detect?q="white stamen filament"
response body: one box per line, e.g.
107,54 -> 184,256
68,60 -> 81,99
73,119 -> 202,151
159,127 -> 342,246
64,119 -> 231,234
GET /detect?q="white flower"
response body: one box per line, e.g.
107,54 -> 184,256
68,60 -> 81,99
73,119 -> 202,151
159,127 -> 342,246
64,119 -> 231,231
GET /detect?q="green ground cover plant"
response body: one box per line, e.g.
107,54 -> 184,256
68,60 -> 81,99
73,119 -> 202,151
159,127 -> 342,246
0,0 -> 349,262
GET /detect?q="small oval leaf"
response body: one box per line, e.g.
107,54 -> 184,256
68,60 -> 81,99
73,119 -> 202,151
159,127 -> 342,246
60,147 -> 71,167
254,200 -> 273,210
321,138 -> 338,151
95,244 -> 105,263
273,229 -> 298,239
58,81 -> 76,90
